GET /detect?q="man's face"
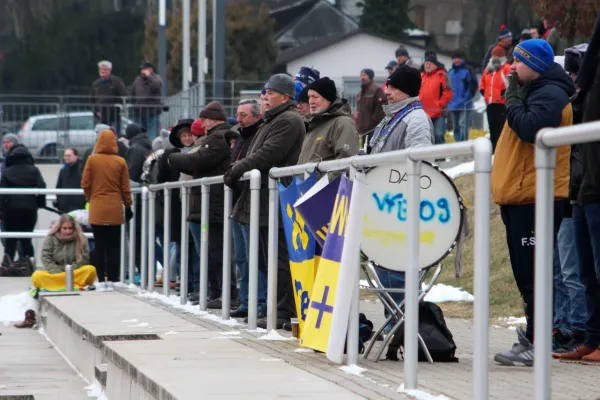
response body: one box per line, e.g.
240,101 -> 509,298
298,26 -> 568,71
360,72 -> 370,85
141,67 -> 153,77
236,104 -> 260,128
543,19 -> 551,29
530,28 -> 539,38
396,56 -> 408,65
99,66 -> 111,79
510,59 -> 540,84
297,102 -> 310,118
308,90 -> 332,115
200,118 -> 219,131
424,61 -> 437,73
2,139 -> 13,153
387,66 -> 396,76
452,57 -> 464,67
179,130 -> 194,147
263,89 -> 288,111
64,149 -> 77,165
385,85 -> 409,104
501,37 -> 512,47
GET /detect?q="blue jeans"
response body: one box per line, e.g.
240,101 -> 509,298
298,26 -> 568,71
432,117 -> 446,144
168,242 -> 181,282
451,110 -> 471,142
135,114 -> 160,140
554,218 -> 588,334
236,221 -> 267,312
573,204 -> 600,348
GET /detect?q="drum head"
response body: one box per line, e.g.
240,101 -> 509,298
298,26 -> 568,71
360,161 -> 464,272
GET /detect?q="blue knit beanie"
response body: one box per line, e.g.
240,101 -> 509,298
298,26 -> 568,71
513,39 -> 555,74
295,66 -> 320,86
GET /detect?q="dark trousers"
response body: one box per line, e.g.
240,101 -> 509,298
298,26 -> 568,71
572,203 -> 600,348
189,223 -> 232,299
500,201 -> 563,342
4,210 -> 37,260
258,226 -> 296,320
92,225 -> 121,282
486,103 -> 506,153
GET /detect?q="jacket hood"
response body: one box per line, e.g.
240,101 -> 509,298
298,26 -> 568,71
486,57 -> 507,73
531,63 -> 576,98
311,98 -> 352,120
5,144 -> 34,167
263,101 -> 297,122
95,130 -> 118,155
125,123 -> 147,140
129,132 -> 152,150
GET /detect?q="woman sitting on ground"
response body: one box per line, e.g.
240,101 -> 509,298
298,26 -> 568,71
31,214 -> 97,291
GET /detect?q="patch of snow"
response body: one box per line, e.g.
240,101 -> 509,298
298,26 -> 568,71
500,316 -> 526,325
340,364 -> 368,376
359,279 -> 369,288
113,282 -> 128,288
127,283 -> 138,290
85,379 -> 107,399
121,319 -> 138,323
404,28 -> 429,36
164,331 -> 178,335
295,348 -> 315,353
220,330 -> 241,336
493,325 -> 502,328
244,327 -> 267,333
257,329 -> 296,341
397,384 -> 452,399
38,327 -> 89,384
508,326 -> 517,331
259,358 -> 283,362
423,284 -> 474,303
136,291 -> 241,327
129,322 -> 149,327
444,161 -> 475,180
0,291 -> 38,325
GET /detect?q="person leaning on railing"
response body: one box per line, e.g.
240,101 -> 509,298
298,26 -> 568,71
31,214 -> 96,292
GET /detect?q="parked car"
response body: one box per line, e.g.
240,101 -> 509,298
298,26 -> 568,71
18,112 -> 131,160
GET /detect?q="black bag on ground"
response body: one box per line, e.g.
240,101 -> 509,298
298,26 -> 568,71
344,313 -> 374,354
386,301 -> 459,362
0,256 -> 34,277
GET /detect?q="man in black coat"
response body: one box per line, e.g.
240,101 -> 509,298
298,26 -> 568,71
91,60 -> 127,133
125,123 -> 152,183
54,147 -> 86,213
225,74 -> 305,329
169,102 -> 235,306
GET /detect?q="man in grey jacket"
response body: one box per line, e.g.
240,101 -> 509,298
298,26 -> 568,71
369,65 -> 434,153
298,77 -> 358,164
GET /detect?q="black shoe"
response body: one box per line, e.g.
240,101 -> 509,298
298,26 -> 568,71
188,292 -> 199,305
282,322 -> 292,331
243,311 -> 266,324
207,298 -> 222,309
554,331 -> 586,354
230,308 -> 248,318
257,317 -> 287,330
230,298 -> 240,309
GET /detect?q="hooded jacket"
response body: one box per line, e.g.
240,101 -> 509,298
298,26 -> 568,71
420,68 -> 453,119
55,159 -> 86,213
448,61 -> 477,110
492,63 -> 576,205
298,99 -> 358,164
0,145 -> 46,214
231,101 -> 305,226
41,234 -> 90,274
480,59 -> 511,105
125,124 -> 153,183
81,130 -> 132,225
168,123 -> 232,224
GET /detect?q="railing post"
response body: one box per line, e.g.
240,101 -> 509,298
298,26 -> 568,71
120,223 -> 126,283
267,175 -> 279,331
345,166 -> 360,366
129,194 -> 137,286
247,170 -> 262,330
140,187 -> 149,291
180,186 -> 190,304
472,138 -> 492,400
404,157 -> 422,389
163,188 -> 172,297
199,182 -> 210,311
222,184 -> 233,320
148,190 -> 156,293
534,130 -> 557,400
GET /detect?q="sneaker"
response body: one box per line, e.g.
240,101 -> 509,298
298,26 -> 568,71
188,292 -> 200,305
581,348 -> 600,365
207,298 -> 222,309
257,317 -> 287,330
556,345 -> 596,363
494,327 -> 534,367
552,329 -> 572,351
230,308 -> 248,318
553,331 -> 585,355
243,311 -> 267,324
96,282 -> 107,292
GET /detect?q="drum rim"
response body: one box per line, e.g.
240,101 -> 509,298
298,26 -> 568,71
359,161 -> 465,272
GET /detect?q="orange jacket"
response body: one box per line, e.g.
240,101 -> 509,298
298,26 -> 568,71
419,68 -> 453,119
81,130 -> 132,225
480,64 -> 511,105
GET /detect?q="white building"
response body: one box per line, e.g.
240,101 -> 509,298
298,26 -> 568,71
276,31 -> 453,95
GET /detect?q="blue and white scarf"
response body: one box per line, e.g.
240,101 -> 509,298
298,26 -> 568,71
369,102 -> 422,153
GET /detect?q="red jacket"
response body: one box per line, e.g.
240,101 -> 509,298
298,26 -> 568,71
480,63 -> 511,105
419,69 -> 453,119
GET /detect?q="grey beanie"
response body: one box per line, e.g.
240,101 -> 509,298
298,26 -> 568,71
2,133 -> 19,146
264,74 -> 296,98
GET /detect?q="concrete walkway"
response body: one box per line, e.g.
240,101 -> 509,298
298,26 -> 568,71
0,277 -> 89,400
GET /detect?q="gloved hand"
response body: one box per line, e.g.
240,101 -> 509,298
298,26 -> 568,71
505,72 -> 521,106
125,207 -> 134,222
223,164 -> 244,188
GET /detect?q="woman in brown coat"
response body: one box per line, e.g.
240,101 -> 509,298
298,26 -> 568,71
81,130 -> 133,290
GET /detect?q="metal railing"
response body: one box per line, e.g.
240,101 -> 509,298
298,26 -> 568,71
534,120 -> 600,400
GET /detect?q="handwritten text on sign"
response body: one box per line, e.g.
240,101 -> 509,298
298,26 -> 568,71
372,192 -> 451,223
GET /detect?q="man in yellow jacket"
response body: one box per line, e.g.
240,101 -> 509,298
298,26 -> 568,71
491,39 -> 576,366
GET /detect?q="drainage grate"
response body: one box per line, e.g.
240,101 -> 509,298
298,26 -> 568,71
98,334 -> 161,342
0,396 -> 35,400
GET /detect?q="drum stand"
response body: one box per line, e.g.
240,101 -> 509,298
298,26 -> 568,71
361,260 -> 443,363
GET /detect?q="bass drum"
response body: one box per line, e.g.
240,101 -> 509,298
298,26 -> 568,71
360,161 -> 464,272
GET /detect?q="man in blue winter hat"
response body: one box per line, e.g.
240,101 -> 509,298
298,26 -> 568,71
491,38 -> 575,367
294,66 -> 320,102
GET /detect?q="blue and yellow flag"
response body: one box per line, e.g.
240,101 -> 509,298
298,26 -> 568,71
301,175 -> 353,352
278,176 -> 317,337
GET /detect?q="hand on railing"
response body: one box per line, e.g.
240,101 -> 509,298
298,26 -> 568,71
223,165 -> 243,188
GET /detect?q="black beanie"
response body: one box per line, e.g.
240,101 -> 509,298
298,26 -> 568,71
306,77 -> 337,103
386,65 -> 422,97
